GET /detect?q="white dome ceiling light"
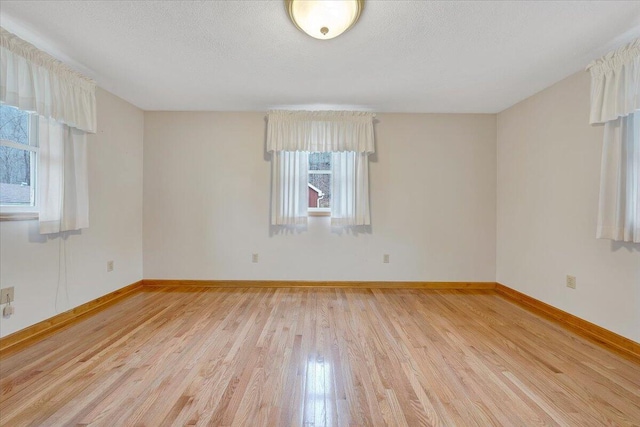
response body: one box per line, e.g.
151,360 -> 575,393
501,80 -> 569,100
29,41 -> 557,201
287,0 -> 364,40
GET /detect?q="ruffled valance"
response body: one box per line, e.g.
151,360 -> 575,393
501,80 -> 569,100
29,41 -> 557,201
0,27 -> 96,133
587,38 -> 640,125
267,110 -> 375,153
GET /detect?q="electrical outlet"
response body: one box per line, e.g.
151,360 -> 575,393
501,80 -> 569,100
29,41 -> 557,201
566,275 -> 576,289
383,254 -> 390,264
0,287 -> 14,304
252,253 -> 259,263
107,261 -> 114,272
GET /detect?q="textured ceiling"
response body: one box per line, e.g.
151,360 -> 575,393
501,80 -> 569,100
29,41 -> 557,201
1,1 -> 639,113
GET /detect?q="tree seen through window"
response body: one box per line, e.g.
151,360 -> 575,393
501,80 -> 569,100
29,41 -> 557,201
0,105 -> 36,205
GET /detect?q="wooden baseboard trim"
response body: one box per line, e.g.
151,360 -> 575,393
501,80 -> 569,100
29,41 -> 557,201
0,280 -> 144,355
142,279 -> 498,290
495,283 -> 640,362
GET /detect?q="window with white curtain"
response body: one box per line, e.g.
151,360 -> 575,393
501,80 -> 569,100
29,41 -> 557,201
1,26 -> 96,232
587,38 -> 640,243
267,110 -> 375,227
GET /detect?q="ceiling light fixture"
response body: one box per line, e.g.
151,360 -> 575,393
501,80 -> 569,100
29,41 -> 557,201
287,0 -> 364,40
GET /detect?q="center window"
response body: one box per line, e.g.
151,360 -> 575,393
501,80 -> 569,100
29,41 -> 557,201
308,152 -> 331,213
267,110 -> 374,227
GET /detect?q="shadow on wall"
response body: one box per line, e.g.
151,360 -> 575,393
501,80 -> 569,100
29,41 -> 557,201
611,240 -> 640,253
330,225 -> 372,236
28,220 -> 82,244
269,225 -> 307,236
268,224 -> 372,237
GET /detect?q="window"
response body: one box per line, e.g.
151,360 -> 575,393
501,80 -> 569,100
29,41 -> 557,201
0,105 -> 38,214
308,152 -> 331,214
268,110 -> 374,227
588,39 -> 640,242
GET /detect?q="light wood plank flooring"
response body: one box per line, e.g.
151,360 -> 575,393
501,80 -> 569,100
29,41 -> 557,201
1,288 -> 639,426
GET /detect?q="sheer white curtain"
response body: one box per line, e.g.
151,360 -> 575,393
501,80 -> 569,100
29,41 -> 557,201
587,38 -> 640,243
38,117 -> 89,234
267,110 -> 375,227
597,113 -> 639,242
331,151 -> 370,226
271,151 -> 309,226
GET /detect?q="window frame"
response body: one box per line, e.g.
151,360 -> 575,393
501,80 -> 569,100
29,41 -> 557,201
308,152 -> 331,216
0,108 -> 39,220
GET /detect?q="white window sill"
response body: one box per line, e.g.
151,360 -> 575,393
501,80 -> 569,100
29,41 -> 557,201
0,212 -> 39,221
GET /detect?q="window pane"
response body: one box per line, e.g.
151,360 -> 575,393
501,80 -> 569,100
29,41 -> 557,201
309,173 -> 331,208
309,152 -> 331,171
0,105 -> 31,146
0,146 -> 34,205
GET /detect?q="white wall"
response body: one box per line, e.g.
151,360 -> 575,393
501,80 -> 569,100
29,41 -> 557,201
143,112 -> 496,282
497,71 -> 640,342
0,88 -> 144,337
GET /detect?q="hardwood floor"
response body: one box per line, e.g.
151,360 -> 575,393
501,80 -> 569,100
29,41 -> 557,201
1,288 -> 639,426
